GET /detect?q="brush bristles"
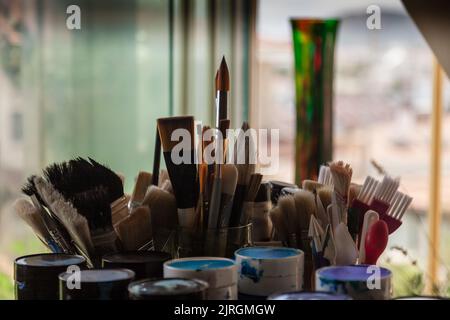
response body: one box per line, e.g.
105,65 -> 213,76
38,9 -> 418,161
318,165 -> 334,187
278,195 -> 297,238
317,187 -> 333,210
348,183 -> 361,207
42,157 -> 124,205
142,185 -> 177,230
14,198 -> 52,242
115,206 -> 152,251
130,171 -> 152,205
373,175 -> 400,204
302,180 -> 324,192
157,116 -> 195,151
357,176 -> 379,204
293,190 -> 316,233
330,161 -> 352,198
72,186 -> 113,231
387,191 -> 413,221
216,56 -> 230,91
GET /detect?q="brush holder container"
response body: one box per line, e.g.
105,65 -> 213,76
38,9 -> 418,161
166,223 -> 252,259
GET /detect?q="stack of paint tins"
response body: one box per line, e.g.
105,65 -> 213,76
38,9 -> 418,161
163,257 -> 238,300
14,253 -> 86,300
234,247 -> 305,298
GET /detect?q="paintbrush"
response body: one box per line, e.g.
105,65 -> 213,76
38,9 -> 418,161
269,206 -> 288,244
293,189 -> 316,289
26,176 -> 76,254
152,126 -> 162,186
13,198 -> 58,252
229,122 -> 256,227
318,165 -> 334,187
207,123 -> 227,229
302,180 -> 324,193
239,173 -> 263,226
218,164 -> 238,228
330,161 -> 352,224
71,186 -> 121,260
115,206 -> 152,251
38,182 -> 96,266
157,116 -> 198,228
215,56 -> 230,128
142,185 -> 177,250
129,171 -> 152,211
278,195 -> 298,248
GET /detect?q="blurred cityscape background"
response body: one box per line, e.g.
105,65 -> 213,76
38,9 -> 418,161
0,0 -> 449,298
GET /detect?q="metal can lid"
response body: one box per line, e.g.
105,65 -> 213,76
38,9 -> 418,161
128,278 -> 208,300
268,291 -> 352,300
59,268 -> 135,283
14,253 -> 86,281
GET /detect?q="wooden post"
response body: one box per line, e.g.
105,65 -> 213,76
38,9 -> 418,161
427,57 -> 443,294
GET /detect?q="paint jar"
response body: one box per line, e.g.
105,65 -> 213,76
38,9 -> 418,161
164,257 -> 237,300
168,223 -> 252,259
235,247 -> 304,297
251,182 -> 273,242
14,253 -> 86,300
102,251 -> 171,280
315,265 -> 392,300
59,268 -> 135,300
128,278 -> 209,300
268,291 -> 352,300
394,296 -> 448,300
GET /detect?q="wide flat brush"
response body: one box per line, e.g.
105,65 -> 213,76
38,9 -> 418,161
40,184 -> 96,266
13,198 -> 57,252
115,206 -> 152,251
157,116 -> 198,228
129,171 -> 152,210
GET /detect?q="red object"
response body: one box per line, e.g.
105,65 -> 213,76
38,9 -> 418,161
364,220 -> 389,265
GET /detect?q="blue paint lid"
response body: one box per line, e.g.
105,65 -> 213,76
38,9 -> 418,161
317,265 -> 392,281
268,291 -> 352,300
235,247 -> 302,260
166,258 -> 235,271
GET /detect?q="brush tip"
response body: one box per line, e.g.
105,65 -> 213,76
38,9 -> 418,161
216,56 -> 230,91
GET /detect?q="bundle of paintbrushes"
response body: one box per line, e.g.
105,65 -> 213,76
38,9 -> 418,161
15,158 -> 155,267
156,57 -> 261,235
269,161 -> 413,289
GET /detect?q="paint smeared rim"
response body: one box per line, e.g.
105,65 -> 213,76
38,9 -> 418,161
316,265 -> 392,282
235,246 -> 303,261
164,257 -> 236,271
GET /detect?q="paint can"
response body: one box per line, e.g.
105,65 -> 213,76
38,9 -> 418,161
102,251 -> 171,280
268,291 -> 352,300
163,257 -> 237,300
234,247 -> 304,297
128,277 -> 209,300
394,296 -> 448,300
315,265 -> 392,300
14,253 -> 86,300
59,268 -> 135,300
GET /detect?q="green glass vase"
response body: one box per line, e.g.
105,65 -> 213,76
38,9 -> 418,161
291,19 -> 339,184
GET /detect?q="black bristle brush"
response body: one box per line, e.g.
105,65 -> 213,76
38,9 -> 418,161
72,186 -> 121,259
